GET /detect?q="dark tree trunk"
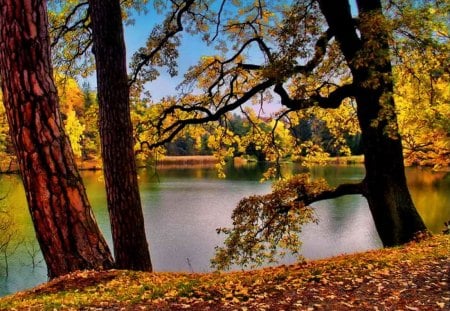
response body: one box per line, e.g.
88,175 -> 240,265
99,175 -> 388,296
356,91 -> 427,245
0,0 -> 114,278
318,0 -> 426,246
89,0 -> 152,270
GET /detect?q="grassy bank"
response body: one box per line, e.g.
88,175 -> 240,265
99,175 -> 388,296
321,155 -> 364,165
1,235 -> 448,310
154,155 -> 218,168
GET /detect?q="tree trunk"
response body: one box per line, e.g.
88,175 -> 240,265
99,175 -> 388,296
0,0 -> 114,278
318,0 -> 426,246
356,91 -> 427,246
89,0 -> 152,270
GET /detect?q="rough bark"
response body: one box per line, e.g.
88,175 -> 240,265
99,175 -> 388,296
318,0 -> 426,246
89,0 -> 152,270
0,0 -> 114,278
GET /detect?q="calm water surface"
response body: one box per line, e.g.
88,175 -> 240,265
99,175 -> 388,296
0,163 -> 448,296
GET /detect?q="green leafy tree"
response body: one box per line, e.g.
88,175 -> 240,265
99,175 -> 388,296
53,76 -> 88,159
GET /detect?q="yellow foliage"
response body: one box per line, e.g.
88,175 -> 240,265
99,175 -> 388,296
54,75 -> 85,116
64,109 -> 85,158
394,48 -> 450,168
212,174 -> 324,270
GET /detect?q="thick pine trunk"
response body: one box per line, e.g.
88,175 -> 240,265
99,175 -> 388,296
89,0 -> 152,270
0,0 -> 114,278
319,0 -> 426,246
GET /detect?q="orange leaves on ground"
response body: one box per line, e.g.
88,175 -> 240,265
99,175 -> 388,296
1,235 -> 448,310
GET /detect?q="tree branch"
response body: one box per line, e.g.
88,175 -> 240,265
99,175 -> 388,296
293,28 -> 333,75
128,0 -> 195,86
146,78 -> 276,149
50,2 -> 90,48
275,181 -> 365,215
311,83 -> 356,108
274,82 -> 355,110
142,19 -> 338,150
302,182 -> 365,205
237,28 -> 333,77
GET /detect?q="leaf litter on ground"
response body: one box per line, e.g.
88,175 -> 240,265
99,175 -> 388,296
1,234 -> 448,310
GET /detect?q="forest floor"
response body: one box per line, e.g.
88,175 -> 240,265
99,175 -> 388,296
1,234 -> 448,310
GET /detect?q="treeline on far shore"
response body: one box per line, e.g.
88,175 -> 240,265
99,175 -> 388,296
0,154 -> 368,175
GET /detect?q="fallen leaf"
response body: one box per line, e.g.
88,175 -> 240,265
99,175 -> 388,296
436,302 -> 445,309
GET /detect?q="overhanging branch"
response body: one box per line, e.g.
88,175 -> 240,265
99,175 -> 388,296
146,78 -> 276,149
274,82 -> 356,110
237,28 -> 333,77
301,182 -> 365,206
275,181 -> 365,215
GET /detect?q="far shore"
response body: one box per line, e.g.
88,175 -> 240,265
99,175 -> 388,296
2,154 -> 450,174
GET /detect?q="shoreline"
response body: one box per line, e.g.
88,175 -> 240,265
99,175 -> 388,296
2,155 -> 450,174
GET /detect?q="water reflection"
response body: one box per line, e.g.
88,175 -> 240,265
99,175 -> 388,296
405,168 -> 450,233
0,164 -> 448,296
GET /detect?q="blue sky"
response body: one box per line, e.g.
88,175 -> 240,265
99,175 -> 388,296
123,8 -> 214,101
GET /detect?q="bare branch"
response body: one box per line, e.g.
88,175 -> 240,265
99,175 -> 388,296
238,63 -> 263,70
222,37 -> 273,67
274,182 -> 365,216
211,0 -> 227,42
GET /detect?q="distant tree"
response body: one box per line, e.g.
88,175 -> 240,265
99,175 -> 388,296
82,82 -> 95,109
0,96 -> 11,159
53,77 -> 87,158
55,75 -> 85,117
166,136 -> 196,156
81,100 -> 101,160
64,109 -> 85,158
0,0 -> 113,278
228,114 -> 251,137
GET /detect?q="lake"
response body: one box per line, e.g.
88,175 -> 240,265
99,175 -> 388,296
0,163 -> 448,296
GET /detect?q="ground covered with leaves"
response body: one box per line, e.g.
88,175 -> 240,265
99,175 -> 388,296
1,235 -> 448,310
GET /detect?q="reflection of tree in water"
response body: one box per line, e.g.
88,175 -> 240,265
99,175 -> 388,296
406,169 -> 449,188
0,181 -> 19,276
405,169 -> 450,233
23,239 -> 44,270
0,176 -> 43,276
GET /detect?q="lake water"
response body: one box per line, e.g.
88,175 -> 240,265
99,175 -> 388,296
0,163 -> 448,296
